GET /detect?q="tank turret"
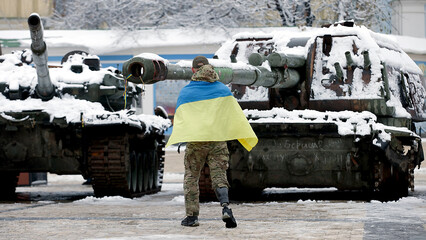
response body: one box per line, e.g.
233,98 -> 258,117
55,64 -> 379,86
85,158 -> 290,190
123,30 -> 426,122
28,13 -> 55,100
0,14 -> 143,110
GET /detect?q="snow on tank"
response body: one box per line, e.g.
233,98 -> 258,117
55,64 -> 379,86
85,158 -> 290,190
0,49 -> 170,132
214,22 -> 426,122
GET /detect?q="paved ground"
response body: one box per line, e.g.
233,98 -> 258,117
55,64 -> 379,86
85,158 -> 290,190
0,150 -> 425,240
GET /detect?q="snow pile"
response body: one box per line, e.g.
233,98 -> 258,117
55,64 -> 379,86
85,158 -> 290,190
170,195 -> 184,203
0,51 -> 36,88
244,108 -> 417,142
74,196 -> 140,205
0,93 -> 170,132
371,196 -> 425,205
265,187 -> 338,194
0,50 -> 108,87
53,53 -> 106,85
48,173 -> 85,183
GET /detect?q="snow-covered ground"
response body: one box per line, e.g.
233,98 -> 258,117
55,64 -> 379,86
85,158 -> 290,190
0,148 -> 424,240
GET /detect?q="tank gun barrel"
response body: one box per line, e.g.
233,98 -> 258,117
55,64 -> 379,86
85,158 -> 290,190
122,53 -> 302,88
28,13 -> 55,100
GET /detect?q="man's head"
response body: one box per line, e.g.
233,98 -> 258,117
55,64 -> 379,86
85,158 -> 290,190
192,56 -> 209,73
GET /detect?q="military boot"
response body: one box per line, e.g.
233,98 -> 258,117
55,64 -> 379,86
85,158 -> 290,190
215,187 -> 237,228
181,216 -> 199,227
222,205 -> 237,228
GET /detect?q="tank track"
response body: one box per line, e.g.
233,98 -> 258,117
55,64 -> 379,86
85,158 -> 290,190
0,172 -> 19,200
88,134 -> 164,198
156,134 -> 166,190
373,159 -> 410,200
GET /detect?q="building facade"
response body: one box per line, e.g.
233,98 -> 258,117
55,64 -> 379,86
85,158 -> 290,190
0,0 -> 53,29
392,0 -> 426,38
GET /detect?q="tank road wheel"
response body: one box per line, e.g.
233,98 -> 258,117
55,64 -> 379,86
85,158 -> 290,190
136,153 -> 144,193
385,169 -> 409,199
0,172 -> 18,200
152,150 -> 159,189
154,135 -> 166,190
142,152 -> 150,191
374,160 -> 410,200
147,151 -> 155,190
199,164 -> 217,202
391,170 -> 409,197
88,133 -> 166,198
143,137 -> 165,193
128,151 -> 138,193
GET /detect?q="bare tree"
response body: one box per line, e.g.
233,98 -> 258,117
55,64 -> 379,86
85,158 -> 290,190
272,0 -> 314,27
312,0 -> 392,33
47,0 -> 392,33
47,0 -> 284,30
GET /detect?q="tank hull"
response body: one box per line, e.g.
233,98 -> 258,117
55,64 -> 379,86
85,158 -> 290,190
198,121 -> 418,201
0,111 -> 81,174
0,111 -> 166,199
228,123 -> 371,190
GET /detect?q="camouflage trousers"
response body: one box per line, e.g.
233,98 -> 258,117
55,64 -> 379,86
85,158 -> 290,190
184,141 -> 230,217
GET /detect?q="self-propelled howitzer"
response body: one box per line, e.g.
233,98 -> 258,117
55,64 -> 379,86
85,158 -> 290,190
123,22 -> 425,200
0,13 -> 170,200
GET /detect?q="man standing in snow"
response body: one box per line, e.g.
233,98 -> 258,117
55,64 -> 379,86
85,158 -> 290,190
166,56 -> 258,228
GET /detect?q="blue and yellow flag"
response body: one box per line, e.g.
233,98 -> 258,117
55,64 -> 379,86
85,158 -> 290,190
166,81 -> 258,151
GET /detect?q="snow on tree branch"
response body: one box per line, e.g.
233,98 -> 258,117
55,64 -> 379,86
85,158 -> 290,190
47,0 -> 392,33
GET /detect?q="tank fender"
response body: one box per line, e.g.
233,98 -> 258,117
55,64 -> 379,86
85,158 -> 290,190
383,137 -> 419,172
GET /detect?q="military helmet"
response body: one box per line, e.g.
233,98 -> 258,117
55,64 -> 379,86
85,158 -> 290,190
192,56 -> 209,68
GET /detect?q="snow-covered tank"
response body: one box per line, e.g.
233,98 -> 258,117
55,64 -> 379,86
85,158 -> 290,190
0,14 -> 170,199
123,21 -> 425,200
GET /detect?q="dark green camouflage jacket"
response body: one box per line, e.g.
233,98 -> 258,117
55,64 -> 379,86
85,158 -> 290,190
191,64 -> 219,82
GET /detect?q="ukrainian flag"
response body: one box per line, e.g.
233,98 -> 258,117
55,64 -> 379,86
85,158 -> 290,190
166,81 -> 258,151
